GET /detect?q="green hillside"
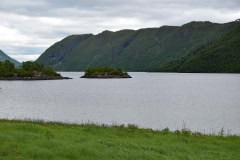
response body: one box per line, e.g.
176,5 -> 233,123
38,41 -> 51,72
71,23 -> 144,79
0,50 -> 21,67
37,21 -> 239,72
37,34 -> 93,67
151,22 -> 240,73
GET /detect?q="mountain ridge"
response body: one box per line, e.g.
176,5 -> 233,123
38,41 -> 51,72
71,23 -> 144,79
0,50 -> 21,66
36,20 -> 240,72
150,22 -> 240,73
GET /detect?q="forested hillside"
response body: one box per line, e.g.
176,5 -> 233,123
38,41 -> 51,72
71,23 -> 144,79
37,21 -> 240,72
150,22 -> 240,73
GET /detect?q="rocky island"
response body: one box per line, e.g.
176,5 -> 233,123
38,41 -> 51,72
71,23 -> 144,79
0,60 -> 71,80
81,66 -> 132,78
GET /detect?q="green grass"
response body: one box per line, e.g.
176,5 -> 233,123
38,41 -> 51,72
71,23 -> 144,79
0,120 -> 239,160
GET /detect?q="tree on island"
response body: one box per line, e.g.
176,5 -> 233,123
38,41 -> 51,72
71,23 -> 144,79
0,60 -> 60,78
81,66 -> 131,78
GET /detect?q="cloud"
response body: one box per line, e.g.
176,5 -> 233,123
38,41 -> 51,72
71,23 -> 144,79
0,0 -> 239,62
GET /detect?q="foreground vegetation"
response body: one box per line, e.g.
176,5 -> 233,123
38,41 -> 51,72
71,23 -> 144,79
0,120 -> 239,160
0,60 -> 60,77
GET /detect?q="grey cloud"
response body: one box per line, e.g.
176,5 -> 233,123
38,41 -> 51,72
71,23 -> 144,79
1,0 -> 240,17
0,0 -> 239,62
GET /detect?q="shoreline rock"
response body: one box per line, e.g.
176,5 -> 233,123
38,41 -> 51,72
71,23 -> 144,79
0,76 -> 72,81
80,74 -> 132,79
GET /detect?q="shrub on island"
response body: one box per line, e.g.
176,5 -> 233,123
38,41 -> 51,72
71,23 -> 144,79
0,60 -> 69,80
81,66 -> 131,78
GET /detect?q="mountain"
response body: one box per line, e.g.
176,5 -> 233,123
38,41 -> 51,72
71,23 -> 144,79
36,34 -> 93,68
0,50 -> 21,67
150,22 -> 240,73
37,20 -> 240,72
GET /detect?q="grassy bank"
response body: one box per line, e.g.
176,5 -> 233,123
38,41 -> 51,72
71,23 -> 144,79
0,120 -> 239,160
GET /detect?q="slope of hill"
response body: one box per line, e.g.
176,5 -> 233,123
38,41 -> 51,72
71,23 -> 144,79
37,21 -> 239,71
37,34 -> 93,68
150,22 -> 240,73
0,50 -> 21,66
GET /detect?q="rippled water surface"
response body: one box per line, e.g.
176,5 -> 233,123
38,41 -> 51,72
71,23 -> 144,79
0,72 -> 240,134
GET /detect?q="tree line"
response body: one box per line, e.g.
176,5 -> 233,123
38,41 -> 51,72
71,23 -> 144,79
0,60 -> 60,77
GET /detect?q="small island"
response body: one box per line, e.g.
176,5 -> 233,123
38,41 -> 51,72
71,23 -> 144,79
0,60 -> 71,80
81,66 -> 132,78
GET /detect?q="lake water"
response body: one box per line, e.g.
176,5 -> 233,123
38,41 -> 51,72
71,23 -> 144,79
0,72 -> 240,134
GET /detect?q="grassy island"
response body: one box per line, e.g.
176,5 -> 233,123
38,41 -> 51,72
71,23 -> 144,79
0,60 -> 70,80
81,66 -> 131,78
0,120 -> 239,160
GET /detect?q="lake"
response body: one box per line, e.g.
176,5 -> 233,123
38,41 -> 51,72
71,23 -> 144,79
0,72 -> 240,135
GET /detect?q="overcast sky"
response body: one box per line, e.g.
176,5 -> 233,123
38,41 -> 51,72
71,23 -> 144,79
0,0 -> 239,62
